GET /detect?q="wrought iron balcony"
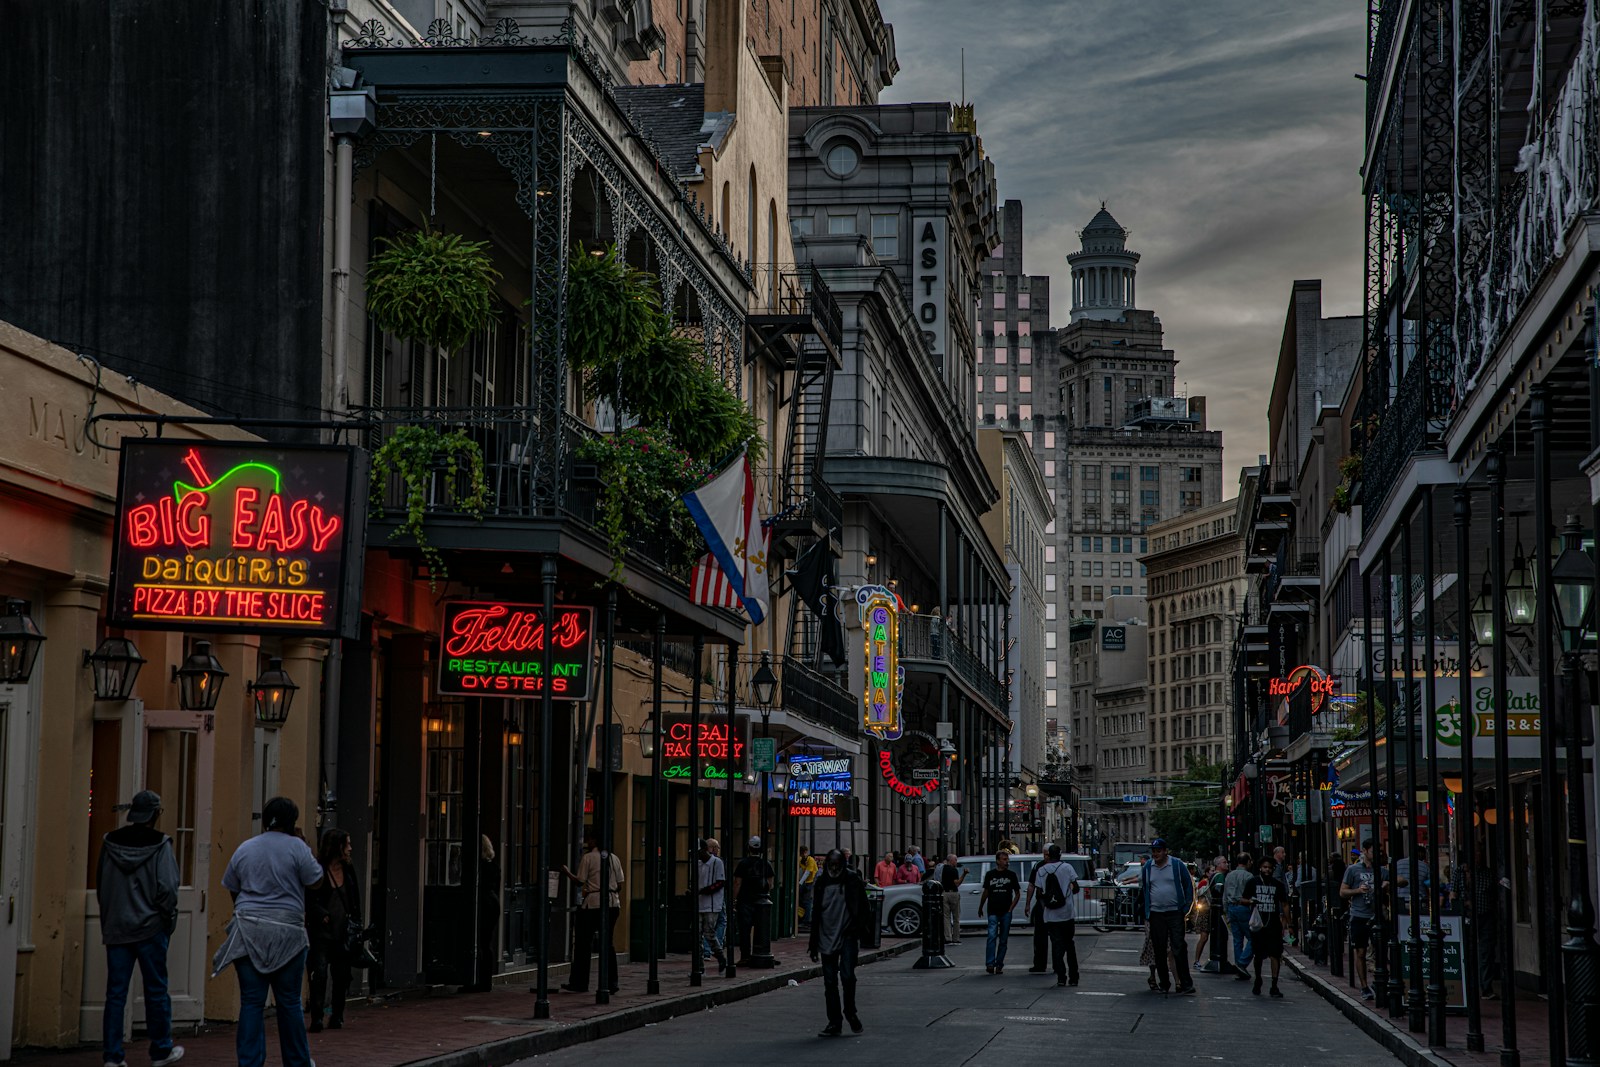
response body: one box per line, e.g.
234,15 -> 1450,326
1361,353 -> 1443,517
360,405 -> 701,580
722,653 -> 858,739
898,613 -> 1007,711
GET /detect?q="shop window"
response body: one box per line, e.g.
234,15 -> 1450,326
425,701 -> 466,886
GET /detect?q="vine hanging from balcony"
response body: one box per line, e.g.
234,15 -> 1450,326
370,425 -> 489,588
573,427 -> 705,583
366,226 -> 502,352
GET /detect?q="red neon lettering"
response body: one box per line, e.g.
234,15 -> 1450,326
176,493 -> 210,549
308,507 -> 341,552
127,504 -> 160,547
256,494 -> 291,552
157,495 -> 176,545
287,499 -> 310,550
232,488 -> 259,549
443,605 -> 592,657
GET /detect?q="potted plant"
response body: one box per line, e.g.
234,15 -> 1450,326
370,424 -> 490,587
366,226 -> 502,352
573,426 -> 704,583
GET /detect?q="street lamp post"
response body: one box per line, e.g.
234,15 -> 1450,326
1552,515 -> 1600,1065
749,652 -> 779,969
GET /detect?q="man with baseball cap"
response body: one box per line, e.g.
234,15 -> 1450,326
731,836 -> 775,966
1140,837 -> 1196,995
98,789 -> 184,1066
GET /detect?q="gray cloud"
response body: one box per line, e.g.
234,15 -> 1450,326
884,0 -> 1366,487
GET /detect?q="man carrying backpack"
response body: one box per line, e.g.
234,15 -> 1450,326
1026,844 -> 1081,986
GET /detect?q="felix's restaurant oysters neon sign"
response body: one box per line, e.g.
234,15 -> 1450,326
437,601 -> 595,699
109,442 -> 361,636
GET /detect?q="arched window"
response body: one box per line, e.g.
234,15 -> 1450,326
767,199 -> 778,308
746,168 -> 758,267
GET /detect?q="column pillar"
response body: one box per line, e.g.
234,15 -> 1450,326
280,639 -> 330,836
206,631 -> 262,1021
19,579 -> 101,1045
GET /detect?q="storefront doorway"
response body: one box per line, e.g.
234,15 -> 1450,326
0,693 -> 29,1060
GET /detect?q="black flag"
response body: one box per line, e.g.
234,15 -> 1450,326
791,538 -> 847,667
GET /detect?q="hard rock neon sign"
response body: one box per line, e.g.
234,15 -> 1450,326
1271,664 -> 1334,725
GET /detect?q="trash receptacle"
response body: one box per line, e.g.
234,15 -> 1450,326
863,886 -> 884,949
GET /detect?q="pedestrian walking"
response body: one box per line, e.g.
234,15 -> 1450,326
558,832 -> 623,993
1027,844 -> 1081,986
873,850 -> 899,888
797,844 -> 817,930
465,835 -> 501,993
98,788 -> 184,1067
212,796 -> 324,1067
897,853 -> 920,884
808,849 -> 870,1037
1139,838 -> 1195,994
696,838 -> 729,974
1452,851 -> 1502,999
732,835 -> 775,964
1393,845 -> 1430,915
1223,851 -> 1255,978
977,849 -> 1022,974
1193,857 -> 1225,966
907,846 -> 926,876
306,828 -> 362,1032
1243,854 -> 1289,997
937,854 -> 965,944
1339,840 -> 1381,1000
1271,845 -> 1288,881
708,838 -> 729,951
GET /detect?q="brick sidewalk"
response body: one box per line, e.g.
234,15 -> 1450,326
15,935 -> 917,1067
1285,947 -> 1551,1067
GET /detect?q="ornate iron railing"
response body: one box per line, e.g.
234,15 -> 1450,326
898,613 -> 1007,710
1361,354 -> 1432,517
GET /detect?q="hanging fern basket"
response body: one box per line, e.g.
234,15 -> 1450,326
366,228 -> 502,351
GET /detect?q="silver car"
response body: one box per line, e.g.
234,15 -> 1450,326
878,853 -> 1101,936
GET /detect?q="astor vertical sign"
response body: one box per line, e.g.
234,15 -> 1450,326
437,601 -> 595,699
913,215 -> 948,367
109,441 -> 364,637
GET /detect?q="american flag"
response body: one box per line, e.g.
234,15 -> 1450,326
690,553 -> 743,611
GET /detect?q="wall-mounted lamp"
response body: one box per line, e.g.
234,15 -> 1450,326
248,657 -> 299,728
0,598 -> 46,685
84,636 -> 145,701
172,640 -> 227,711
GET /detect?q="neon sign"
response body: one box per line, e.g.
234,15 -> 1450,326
858,585 -> 904,737
1271,664 -> 1334,724
436,601 -> 595,699
109,442 -> 362,636
787,754 -> 852,816
659,715 -> 748,781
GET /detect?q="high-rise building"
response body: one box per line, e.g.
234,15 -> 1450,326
1143,500 -> 1248,780
1055,207 -> 1225,622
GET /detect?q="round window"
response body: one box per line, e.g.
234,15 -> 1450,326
824,141 -> 859,177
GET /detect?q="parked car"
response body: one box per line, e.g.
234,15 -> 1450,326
879,853 -> 1102,935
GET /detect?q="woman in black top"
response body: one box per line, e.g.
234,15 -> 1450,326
1241,854 -> 1289,997
307,828 -> 362,1031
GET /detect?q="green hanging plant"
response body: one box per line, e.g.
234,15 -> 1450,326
370,425 -> 491,588
573,426 -> 704,582
366,227 -> 502,351
566,243 -> 662,375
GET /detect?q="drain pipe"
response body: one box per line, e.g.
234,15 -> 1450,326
329,76 -> 376,415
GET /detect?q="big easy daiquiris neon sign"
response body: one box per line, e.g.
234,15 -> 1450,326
109,441 -> 364,637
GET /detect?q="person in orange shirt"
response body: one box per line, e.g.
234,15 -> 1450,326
872,851 -> 899,888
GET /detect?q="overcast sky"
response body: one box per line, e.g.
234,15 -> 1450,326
883,1 -> 1367,489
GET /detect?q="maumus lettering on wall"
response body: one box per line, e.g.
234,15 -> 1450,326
436,601 -> 595,700
108,442 -> 365,636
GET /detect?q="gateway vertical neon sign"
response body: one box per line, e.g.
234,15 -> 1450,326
859,585 -> 904,737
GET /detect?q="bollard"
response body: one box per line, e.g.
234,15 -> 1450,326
912,879 -> 952,969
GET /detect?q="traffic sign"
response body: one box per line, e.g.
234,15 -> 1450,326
751,737 -> 776,773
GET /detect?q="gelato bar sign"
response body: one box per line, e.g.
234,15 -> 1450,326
109,442 -> 364,637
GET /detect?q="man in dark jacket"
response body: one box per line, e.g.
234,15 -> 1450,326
807,849 -> 869,1037
98,789 -> 184,1067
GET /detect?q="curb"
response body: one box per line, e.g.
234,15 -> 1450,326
404,938 -> 920,1067
1284,956 -> 1456,1067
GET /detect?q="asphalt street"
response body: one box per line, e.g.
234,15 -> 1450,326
519,927 -> 1402,1065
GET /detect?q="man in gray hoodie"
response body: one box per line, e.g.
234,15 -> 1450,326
98,789 -> 184,1067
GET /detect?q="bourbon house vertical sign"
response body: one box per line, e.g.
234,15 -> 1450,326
108,441 -> 365,637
